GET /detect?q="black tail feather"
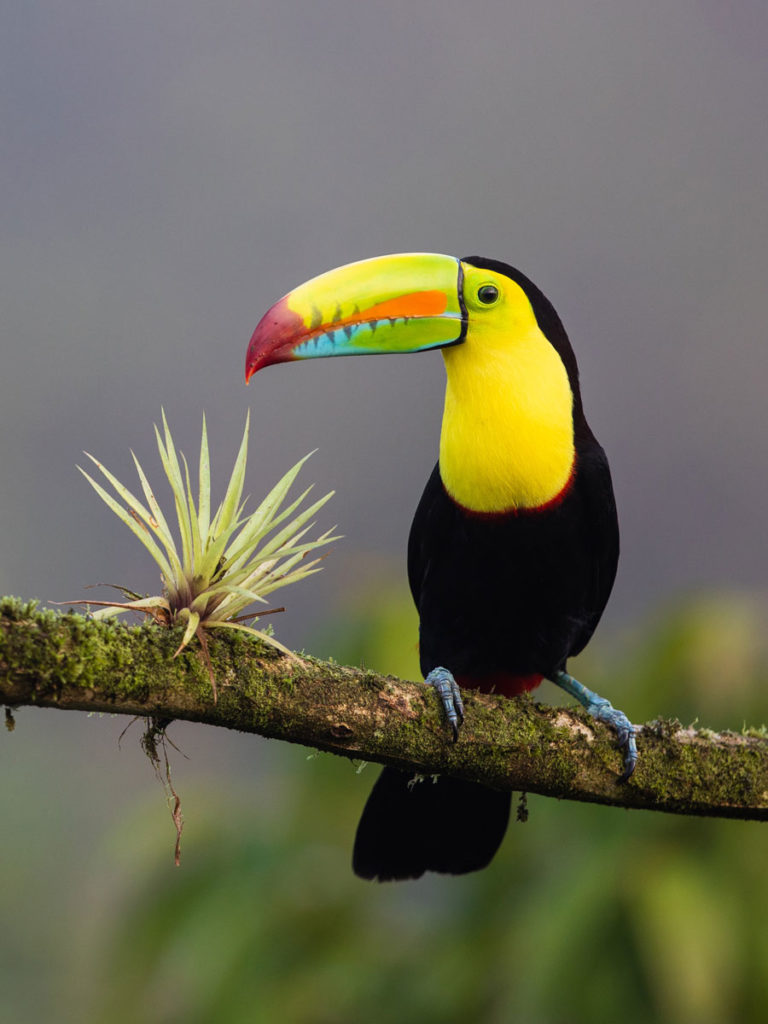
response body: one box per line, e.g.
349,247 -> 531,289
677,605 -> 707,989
352,767 -> 511,882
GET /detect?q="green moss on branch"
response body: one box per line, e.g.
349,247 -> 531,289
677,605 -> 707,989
2,596 -> 768,820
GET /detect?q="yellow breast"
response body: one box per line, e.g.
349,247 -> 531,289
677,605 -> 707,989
438,307 -> 575,513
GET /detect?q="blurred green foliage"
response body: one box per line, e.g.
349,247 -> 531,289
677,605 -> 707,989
4,585 -> 768,1023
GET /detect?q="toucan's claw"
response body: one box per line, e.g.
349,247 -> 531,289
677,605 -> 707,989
425,666 -> 464,741
551,669 -> 638,781
596,710 -> 638,781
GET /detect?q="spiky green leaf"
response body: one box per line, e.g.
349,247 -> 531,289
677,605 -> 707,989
173,608 -> 201,656
215,411 -> 250,538
155,410 -> 195,574
198,414 -> 211,545
130,451 -> 184,579
78,465 -> 175,583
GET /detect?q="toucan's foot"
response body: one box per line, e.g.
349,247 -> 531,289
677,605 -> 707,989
591,701 -> 638,781
424,667 -> 465,741
551,670 -> 638,781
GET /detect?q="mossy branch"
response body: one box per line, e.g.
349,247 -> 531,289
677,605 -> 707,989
2,597 -> 767,820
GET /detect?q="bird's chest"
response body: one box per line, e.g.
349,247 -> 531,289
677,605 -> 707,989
439,333 -> 576,513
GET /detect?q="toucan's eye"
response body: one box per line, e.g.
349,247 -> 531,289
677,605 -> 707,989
477,284 -> 499,305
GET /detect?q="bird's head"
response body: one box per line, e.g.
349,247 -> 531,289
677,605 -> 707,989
246,253 -> 577,383
245,252 -> 584,512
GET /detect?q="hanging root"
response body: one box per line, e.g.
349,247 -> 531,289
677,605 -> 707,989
141,717 -> 185,866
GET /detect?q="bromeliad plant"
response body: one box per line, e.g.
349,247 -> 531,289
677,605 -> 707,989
74,411 -> 336,690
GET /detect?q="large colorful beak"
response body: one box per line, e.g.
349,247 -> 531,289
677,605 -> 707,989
245,252 -> 466,381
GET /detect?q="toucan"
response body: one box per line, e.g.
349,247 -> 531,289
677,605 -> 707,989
245,253 -> 636,881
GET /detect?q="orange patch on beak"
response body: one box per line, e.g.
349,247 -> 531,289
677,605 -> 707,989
356,290 -> 448,323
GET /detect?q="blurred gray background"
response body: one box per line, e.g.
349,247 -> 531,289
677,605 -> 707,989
1,2 -> 767,1017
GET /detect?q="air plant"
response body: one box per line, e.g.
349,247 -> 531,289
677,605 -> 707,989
73,411 -> 337,694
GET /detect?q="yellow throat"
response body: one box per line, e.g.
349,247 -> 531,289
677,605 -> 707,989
438,270 -> 575,513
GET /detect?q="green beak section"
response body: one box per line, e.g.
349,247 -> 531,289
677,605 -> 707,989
246,252 -> 466,379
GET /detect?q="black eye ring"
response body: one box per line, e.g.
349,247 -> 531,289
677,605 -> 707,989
477,284 -> 499,305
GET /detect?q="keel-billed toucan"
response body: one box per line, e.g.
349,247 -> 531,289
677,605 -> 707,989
246,253 -> 636,881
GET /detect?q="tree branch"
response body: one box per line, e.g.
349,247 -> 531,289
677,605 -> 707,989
2,597 -> 767,820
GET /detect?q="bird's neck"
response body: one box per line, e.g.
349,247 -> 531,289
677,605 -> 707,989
438,325 -> 575,513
